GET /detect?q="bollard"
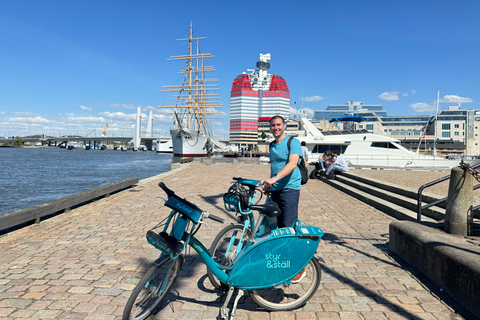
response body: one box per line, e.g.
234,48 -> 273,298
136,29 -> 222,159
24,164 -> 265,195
445,166 -> 473,236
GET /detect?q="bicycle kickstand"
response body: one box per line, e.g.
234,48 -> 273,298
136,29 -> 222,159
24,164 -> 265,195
230,289 -> 244,320
219,287 -> 244,320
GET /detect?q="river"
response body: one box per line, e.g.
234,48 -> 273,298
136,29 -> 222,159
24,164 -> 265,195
0,147 -> 173,215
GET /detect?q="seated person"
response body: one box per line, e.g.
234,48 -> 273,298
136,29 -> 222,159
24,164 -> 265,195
318,150 -> 333,171
324,150 -> 349,178
311,150 -> 333,179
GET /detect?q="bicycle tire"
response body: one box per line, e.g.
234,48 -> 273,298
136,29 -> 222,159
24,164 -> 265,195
123,255 -> 184,320
207,224 -> 251,290
249,257 -> 321,311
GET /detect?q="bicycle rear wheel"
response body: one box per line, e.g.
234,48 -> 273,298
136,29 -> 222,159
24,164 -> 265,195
207,224 -> 251,290
249,257 -> 321,311
123,255 -> 184,320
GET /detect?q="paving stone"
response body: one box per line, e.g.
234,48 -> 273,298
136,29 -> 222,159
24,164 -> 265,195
0,164 -> 470,320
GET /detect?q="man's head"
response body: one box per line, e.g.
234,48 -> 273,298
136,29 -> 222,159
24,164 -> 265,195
269,116 -> 286,140
301,141 -> 306,147
333,150 -> 340,156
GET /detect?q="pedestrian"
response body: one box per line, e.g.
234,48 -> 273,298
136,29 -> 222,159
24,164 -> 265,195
300,141 -> 309,163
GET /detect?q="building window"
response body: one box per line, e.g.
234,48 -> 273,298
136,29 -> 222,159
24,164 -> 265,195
442,123 -> 450,130
454,132 -> 459,136
442,132 -> 450,138
359,125 -> 363,129
454,124 -> 459,128
366,124 -> 373,130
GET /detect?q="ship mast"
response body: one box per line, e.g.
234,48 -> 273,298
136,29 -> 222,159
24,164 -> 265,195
158,22 -> 222,136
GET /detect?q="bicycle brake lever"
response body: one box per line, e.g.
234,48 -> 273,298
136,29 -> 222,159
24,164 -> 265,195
199,219 -> 211,230
156,196 -> 167,202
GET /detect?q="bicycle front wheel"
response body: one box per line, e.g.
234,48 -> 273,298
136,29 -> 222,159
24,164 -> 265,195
123,255 -> 184,320
207,224 -> 251,290
249,257 -> 321,311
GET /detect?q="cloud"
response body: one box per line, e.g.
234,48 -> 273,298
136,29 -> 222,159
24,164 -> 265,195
290,107 -> 315,119
439,95 -> 473,104
99,111 -> 135,120
410,102 -> 434,112
8,116 -> 52,123
302,95 -> 325,102
378,91 -> 400,101
80,105 -> 92,111
101,103 -> 141,110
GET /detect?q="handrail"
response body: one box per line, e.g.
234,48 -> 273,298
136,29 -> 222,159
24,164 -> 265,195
417,162 -> 480,221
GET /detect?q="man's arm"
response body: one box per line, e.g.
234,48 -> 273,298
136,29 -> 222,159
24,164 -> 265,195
264,153 -> 300,188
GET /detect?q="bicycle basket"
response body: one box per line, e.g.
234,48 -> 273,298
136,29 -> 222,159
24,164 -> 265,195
223,182 -> 250,213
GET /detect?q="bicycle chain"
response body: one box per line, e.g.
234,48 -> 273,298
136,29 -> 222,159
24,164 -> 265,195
460,160 -> 480,183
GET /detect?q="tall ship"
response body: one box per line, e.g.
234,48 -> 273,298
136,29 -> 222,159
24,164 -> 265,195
158,23 -> 222,157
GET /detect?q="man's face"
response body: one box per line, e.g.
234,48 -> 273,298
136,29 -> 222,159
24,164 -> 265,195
270,118 -> 286,138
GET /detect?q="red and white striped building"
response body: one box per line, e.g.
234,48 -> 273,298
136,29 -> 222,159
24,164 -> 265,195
229,54 -> 290,148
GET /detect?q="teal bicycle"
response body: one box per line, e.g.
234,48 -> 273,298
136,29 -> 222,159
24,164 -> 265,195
123,182 -> 324,320
207,177 -> 275,290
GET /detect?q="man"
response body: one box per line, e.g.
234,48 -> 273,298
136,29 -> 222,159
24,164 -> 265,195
263,115 -> 305,282
324,150 -> 349,178
263,115 -> 302,229
300,141 -> 309,164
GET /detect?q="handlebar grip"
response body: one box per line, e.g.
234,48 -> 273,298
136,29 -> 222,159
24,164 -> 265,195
208,214 -> 224,224
158,182 -> 174,197
232,177 -> 240,181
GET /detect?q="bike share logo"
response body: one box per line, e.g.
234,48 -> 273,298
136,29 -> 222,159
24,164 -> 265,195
265,252 -> 291,269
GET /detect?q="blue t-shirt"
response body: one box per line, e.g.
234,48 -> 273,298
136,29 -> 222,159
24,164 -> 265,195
270,136 -> 302,191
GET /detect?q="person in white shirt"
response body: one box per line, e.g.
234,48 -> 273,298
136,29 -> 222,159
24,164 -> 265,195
300,141 -> 309,163
324,150 -> 349,178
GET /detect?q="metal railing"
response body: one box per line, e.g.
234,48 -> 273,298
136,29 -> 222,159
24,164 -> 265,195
417,162 -> 480,222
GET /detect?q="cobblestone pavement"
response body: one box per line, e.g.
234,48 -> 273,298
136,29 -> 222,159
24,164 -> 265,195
0,163 -> 469,320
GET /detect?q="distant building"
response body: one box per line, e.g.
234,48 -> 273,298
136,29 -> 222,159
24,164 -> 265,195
314,101 -> 386,121
327,105 -> 480,156
229,54 -> 290,148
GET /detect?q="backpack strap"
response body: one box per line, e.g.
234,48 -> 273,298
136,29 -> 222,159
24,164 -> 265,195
271,136 -> 302,160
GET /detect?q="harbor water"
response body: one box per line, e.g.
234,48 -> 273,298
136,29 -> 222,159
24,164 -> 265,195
0,147 -> 172,215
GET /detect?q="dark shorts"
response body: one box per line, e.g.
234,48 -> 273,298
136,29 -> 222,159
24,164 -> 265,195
270,188 -> 300,228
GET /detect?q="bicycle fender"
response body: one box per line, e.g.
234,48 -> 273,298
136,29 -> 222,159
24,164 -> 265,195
154,254 -> 183,267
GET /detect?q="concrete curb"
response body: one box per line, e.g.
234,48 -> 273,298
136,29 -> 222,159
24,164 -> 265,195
389,221 -> 480,318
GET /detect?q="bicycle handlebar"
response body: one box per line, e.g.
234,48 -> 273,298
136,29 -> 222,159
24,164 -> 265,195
203,212 -> 225,224
158,182 -> 174,197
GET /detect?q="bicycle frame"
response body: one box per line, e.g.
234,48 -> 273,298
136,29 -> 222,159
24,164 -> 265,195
152,182 -> 322,286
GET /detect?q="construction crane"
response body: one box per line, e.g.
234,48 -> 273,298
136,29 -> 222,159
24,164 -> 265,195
102,124 -> 108,137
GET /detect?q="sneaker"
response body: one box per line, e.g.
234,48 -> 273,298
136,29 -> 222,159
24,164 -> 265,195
291,268 -> 306,283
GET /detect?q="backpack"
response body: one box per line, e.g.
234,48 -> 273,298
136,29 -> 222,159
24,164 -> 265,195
269,136 -> 308,185
225,182 -> 250,211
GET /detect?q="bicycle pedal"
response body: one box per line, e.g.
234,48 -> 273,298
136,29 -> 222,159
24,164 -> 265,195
219,307 -> 229,320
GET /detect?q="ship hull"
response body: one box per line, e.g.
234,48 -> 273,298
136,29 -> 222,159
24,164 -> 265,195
156,139 -> 173,154
171,128 -> 208,157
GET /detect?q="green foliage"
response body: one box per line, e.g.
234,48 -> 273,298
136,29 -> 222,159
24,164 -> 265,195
14,136 -> 23,147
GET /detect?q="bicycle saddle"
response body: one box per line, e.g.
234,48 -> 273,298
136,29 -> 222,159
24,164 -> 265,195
250,202 -> 281,217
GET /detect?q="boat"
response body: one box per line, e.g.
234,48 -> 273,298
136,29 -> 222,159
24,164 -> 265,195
264,112 -> 480,169
156,138 -> 173,154
158,22 -> 222,158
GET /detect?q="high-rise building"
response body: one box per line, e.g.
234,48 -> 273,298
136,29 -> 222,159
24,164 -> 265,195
229,54 -> 290,147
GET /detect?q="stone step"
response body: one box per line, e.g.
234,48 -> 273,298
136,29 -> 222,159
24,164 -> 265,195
319,175 -> 438,223
335,174 -> 446,221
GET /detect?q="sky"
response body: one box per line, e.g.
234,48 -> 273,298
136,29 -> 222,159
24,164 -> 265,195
0,0 -> 479,140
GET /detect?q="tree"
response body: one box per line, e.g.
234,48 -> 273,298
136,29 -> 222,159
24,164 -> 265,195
14,136 -> 23,147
